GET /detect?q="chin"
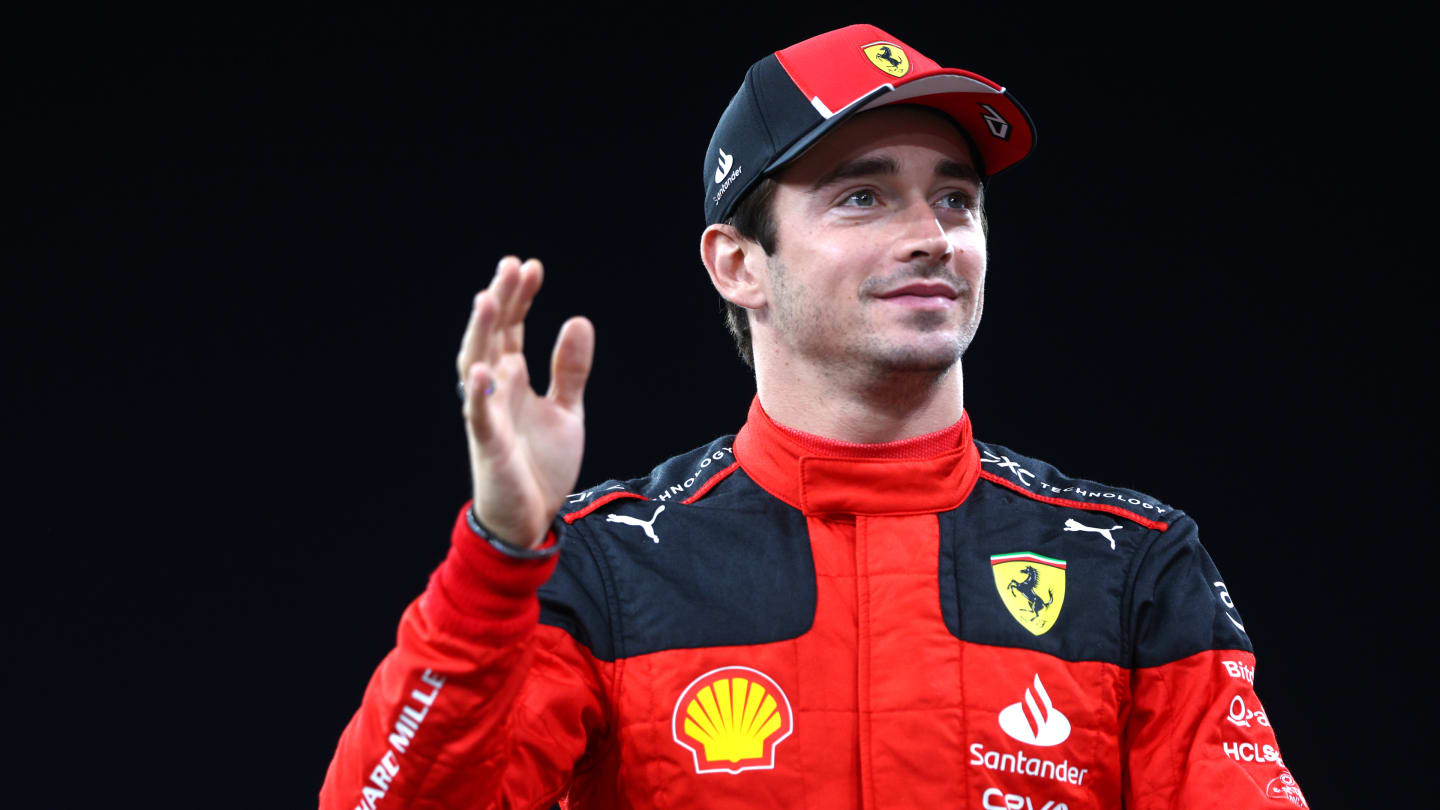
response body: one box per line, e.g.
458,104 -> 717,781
868,336 -> 968,374
882,353 -> 962,374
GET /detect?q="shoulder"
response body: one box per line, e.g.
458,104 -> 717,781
541,434 -> 815,661
559,434 -> 745,524
969,438 -> 1238,640
962,441 -> 1244,660
973,438 -> 1179,530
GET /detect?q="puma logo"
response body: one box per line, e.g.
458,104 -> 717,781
606,505 -> 666,543
1063,518 -> 1121,550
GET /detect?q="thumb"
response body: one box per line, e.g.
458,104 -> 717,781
547,316 -> 595,410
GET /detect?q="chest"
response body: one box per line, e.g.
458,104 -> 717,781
583,501 -> 1139,809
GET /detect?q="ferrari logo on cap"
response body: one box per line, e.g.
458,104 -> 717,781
862,42 -> 909,78
672,666 -> 793,774
992,552 -> 1067,636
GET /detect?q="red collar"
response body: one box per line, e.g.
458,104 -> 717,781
733,397 -> 981,516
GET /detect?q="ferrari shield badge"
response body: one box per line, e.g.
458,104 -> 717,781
991,552 -> 1067,636
861,42 -> 910,78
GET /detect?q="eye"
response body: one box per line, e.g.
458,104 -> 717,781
936,191 -> 976,211
840,189 -> 877,207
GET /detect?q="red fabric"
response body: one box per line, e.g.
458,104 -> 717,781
771,25 -> 1033,177
734,397 -> 980,515
1125,650 -> 1301,808
321,405 -> 1300,809
421,503 -> 559,641
321,605 -> 609,810
766,407 -> 970,459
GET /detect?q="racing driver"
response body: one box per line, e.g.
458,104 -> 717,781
320,23 -> 1305,810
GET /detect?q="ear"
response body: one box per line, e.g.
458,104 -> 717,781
700,223 -> 768,310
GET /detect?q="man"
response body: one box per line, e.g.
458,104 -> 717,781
321,24 -> 1303,809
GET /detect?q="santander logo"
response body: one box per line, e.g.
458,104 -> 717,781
998,674 -> 1071,746
714,148 -> 734,184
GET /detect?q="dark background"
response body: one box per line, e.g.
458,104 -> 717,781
11,4 -> 1423,807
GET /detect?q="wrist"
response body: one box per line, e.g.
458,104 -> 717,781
466,503 -> 565,559
420,502 -> 562,640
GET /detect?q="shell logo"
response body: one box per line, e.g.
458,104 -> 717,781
671,666 -> 793,774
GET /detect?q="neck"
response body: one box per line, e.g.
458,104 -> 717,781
752,352 -> 966,443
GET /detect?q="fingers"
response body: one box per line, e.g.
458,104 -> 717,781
460,255 -> 567,413
458,256 -> 544,372
462,361 -> 498,442
464,353 -> 530,436
489,256 -> 522,327
456,256 -> 517,376
457,285 -> 500,379
500,259 -> 543,353
547,316 -> 595,411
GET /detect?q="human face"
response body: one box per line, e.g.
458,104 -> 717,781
759,106 -> 986,376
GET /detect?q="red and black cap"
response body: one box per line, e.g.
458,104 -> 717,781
704,24 -> 1035,226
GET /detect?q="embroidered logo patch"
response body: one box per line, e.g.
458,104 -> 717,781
991,551 -> 1067,636
862,41 -> 909,77
672,666 -> 793,774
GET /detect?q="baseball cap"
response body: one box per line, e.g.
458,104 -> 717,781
703,23 -> 1035,226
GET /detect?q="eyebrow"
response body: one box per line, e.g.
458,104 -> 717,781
935,159 -> 982,186
809,156 -> 899,191
808,156 -> 982,191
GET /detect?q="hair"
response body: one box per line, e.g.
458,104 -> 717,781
718,109 -> 987,369
720,177 -> 779,368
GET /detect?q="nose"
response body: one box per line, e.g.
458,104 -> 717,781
892,202 -> 954,266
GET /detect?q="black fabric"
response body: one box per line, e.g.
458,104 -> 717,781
746,53 -> 826,165
598,474 -> 815,660
937,441 -> 1250,668
540,440 -> 817,662
541,434 -> 1250,670
1127,514 -> 1253,668
937,479 -> 1151,665
702,53 -> 822,225
537,520 -> 616,659
973,439 -> 1175,519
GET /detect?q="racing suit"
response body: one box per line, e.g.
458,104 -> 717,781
321,397 -> 1304,809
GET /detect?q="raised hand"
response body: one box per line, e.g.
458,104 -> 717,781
457,257 -> 595,549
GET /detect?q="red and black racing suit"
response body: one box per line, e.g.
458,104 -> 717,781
321,398 -> 1304,809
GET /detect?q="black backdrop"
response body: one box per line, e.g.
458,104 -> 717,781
11,5 -> 1424,807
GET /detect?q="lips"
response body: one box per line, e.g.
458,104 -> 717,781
875,281 -> 959,300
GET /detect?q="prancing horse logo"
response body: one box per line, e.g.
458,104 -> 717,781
1007,566 -> 1054,619
607,505 -> 665,543
990,551 -> 1067,636
861,42 -> 910,78
872,46 -> 901,67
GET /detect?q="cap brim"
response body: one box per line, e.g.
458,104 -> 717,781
764,70 -> 1035,180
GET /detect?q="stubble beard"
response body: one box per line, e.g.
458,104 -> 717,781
767,256 -> 980,382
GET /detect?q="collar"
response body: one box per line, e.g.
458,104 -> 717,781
733,396 -> 981,517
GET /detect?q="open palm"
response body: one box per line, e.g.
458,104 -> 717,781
458,257 -> 595,549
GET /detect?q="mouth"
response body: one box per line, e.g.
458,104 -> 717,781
876,282 -> 959,299
873,281 -> 961,310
